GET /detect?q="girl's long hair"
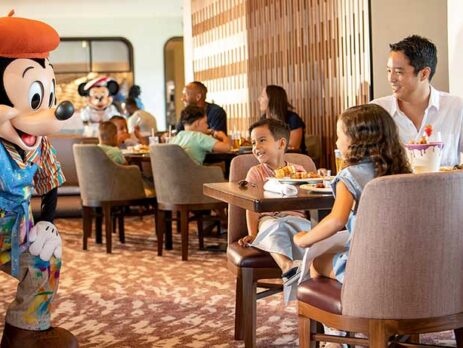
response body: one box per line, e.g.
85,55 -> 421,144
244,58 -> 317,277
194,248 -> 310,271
265,85 -> 293,123
340,104 -> 412,176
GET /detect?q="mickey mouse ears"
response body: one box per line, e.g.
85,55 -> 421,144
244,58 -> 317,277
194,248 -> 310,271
0,10 -> 60,58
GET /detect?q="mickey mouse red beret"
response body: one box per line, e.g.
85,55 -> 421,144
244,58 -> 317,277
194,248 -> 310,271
0,10 -> 60,58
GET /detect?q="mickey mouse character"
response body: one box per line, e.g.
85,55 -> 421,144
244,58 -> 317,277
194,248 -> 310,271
78,76 -> 120,137
0,11 -> 77,348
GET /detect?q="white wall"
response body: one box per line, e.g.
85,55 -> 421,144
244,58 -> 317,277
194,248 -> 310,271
370,0 -> 449,99
448,0 -> 463,98
0,0 -> 184,131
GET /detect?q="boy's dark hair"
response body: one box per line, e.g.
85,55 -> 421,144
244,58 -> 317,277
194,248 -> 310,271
98,121 -> 117,143
180,105 -> 206,125
389,35 -> 437,81
109,115 -> 126,123
249,118 -> 290,144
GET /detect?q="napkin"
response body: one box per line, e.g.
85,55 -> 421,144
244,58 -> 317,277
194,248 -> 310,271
263,178 -> 298,196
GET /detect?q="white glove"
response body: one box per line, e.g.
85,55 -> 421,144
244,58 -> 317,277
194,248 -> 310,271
29,221 -> 62,261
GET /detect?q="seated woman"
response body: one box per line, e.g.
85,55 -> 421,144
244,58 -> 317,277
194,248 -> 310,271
259,85 -> 307,153
170,105 -> 231,165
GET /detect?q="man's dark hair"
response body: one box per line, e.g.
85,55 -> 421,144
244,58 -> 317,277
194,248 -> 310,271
389,35 -> 437,81
180,105 -> 206,125
249,118 -> 290,144
190,81 -> 208,96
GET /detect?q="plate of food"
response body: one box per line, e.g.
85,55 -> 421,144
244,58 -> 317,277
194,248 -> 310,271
300,183 -> 332,193
274,165 -> 324,184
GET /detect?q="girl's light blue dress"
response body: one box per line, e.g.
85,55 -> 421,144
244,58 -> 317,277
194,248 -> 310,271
330,161 -> 376,283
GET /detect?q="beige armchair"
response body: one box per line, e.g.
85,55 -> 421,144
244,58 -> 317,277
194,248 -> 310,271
73,144 -> 156,253
297,171 -> 463,347
227,153 -> 316,348
149,144 -> 227,261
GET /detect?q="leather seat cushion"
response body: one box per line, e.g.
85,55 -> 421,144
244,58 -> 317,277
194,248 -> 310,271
227,242 -> 279,268
297,277 -> 342,314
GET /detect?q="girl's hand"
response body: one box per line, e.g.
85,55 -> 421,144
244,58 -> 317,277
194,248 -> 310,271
293,231 -> 308,247
238,235 -> 256,247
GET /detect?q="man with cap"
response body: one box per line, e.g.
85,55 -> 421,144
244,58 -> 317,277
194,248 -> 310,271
0,10 -> 78,348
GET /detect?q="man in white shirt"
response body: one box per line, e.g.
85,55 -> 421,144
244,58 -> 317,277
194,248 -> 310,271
372,35 -> 463,166
125,97 -> 158,137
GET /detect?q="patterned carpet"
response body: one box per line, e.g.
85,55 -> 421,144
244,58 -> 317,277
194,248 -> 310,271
0,217 -> 456,347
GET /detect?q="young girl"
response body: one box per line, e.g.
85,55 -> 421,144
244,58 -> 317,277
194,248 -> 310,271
294,104 -> 411,283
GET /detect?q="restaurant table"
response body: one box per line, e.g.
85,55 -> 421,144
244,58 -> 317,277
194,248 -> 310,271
123,152 -> 150,168
203,182 -> 334,223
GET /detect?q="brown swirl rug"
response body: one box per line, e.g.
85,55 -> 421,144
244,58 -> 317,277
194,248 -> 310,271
0,217 -> 456,347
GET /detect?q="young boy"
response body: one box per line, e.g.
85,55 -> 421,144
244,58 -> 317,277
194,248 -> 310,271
97,121 -> 127,165
110,115 -> 148,148
238,118 -> 311,281
170,105 -> 231,165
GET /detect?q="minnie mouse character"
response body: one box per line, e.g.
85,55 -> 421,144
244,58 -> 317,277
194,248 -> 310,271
78,76 -> 120,137
0,11 -> 77,348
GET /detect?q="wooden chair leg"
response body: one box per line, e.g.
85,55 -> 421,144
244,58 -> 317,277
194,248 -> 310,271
197,216 -> 204,250
234,272 -> 244,340
180,208 -> 189,261
156,210 -> 165,256
298,315 -> 316,348
369,320 -> 391,348
176,211 -> 181,234
112,214 -> 117,234
165,210 -> 173,250
103,204 -> 112,253
82,206 -> 92,250
242,268 -> 256,348
455,327 -> 463,348
95,207 -> 103,244
118,212 -> 125,243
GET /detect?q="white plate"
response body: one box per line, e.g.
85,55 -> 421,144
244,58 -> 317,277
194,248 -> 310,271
300,184 -> 332,193
276,177 -> 322,184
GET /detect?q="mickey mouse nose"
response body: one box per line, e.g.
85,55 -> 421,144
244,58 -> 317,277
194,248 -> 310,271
55,101 -> 74,120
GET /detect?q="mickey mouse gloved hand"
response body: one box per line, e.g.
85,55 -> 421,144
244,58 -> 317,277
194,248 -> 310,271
29,221 -> 62,261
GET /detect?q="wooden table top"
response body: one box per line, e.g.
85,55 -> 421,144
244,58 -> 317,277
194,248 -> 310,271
203,182 -> 334,212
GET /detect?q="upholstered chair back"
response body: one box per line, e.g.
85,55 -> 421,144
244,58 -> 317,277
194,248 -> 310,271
149,144 -> 225,206
73,144 -> 146,206
342,171 -> 463,319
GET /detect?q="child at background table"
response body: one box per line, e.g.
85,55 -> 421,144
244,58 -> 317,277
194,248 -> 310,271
294,104 -> 412,283
110,115 -> 148,148
170,105 -> 231,165
98,121 -> 127,165
238,118 -> 311,281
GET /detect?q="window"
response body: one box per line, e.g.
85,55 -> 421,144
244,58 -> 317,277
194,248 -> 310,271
49,37 -> 134,111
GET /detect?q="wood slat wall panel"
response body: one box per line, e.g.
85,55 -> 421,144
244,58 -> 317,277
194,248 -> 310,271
190,0 -> 370,168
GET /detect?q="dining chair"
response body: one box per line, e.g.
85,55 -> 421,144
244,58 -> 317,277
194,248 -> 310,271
73,144 -> 157,253
305,134 -> 321,168
297,171 -> 463,348
227,153 -> 316,348
149,144 -> 227,261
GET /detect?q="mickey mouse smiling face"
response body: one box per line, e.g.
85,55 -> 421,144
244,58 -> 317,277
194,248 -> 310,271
0,11 -> 74,152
